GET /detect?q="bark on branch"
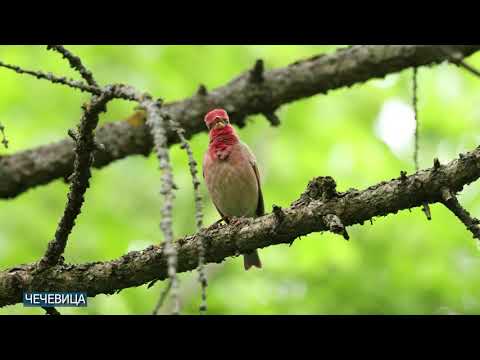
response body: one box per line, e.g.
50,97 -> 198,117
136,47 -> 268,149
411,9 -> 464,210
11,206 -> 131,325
1,45 -> 479,199
2,144 -> 479,308
39,92 -> 114,269
440,187 -> 480,240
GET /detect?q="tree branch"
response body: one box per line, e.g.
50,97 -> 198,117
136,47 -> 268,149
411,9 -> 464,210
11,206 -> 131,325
438,46 -> 480,79
412,66 -> 432,220
2,144 -> 479,308
42,306 -> 61,315
47,45 -> 99,87
39,91 -> 114,268
440,187 -> 480,240
0,59 -> 101,95
0,122 -> 8,149
2,45 -> 479,199
152,280 -> 172,315
168,117 -> 208,314
140,101 -> 180,314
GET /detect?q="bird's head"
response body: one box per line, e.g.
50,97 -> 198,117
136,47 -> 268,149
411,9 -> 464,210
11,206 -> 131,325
204,108 -> 230,131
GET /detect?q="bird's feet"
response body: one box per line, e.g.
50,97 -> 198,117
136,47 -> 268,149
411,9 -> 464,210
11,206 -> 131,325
208,216 -> 247,230
207,218 -> 225,230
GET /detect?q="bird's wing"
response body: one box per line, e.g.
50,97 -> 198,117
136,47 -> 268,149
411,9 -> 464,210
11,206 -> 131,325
213,202 -> 227,221
241,142 -> 265,217
252,161 -> 265,217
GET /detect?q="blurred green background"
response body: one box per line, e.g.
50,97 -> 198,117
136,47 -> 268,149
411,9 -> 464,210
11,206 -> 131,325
1,45 -> 480,315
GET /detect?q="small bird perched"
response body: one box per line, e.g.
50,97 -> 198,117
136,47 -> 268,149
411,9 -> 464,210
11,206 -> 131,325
202,108 -> 263,270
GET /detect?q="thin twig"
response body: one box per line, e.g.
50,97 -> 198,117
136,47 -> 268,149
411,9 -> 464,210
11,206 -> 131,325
413,67 -> 420,171
39,91 -> 114,269
169,118 -> 207,315
47,45 -> 99,87
323,214 -> 349,240
456,60 -> 480,78
0,122 -> 8,149
250,59 -> 265,83
263,111 -> 281,127
152,280 -> 172,315
141,101 -> 179,315
0,58 -> 148,103
439,46 -> 480,79
0,60 -> 101,95
412,67 -> 431,220
441,188 -> 480,240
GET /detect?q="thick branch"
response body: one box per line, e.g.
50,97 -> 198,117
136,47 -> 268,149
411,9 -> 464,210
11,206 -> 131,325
1,144 -> 479,307
2,45 -> 479,199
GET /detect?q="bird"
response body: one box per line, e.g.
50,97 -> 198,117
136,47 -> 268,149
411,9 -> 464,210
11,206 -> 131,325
202,108 -> 263,270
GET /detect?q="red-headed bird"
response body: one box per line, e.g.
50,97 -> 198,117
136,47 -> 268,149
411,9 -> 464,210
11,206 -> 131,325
203,109 -> 263,270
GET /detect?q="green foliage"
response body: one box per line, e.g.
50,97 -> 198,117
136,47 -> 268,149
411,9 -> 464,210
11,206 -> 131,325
1,45 -> 479,314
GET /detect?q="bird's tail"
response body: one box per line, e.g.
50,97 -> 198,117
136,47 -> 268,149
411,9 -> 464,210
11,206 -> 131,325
243,250 -> 262,270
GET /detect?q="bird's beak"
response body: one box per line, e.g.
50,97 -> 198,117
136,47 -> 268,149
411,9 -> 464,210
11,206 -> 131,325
214,120 -> 226,129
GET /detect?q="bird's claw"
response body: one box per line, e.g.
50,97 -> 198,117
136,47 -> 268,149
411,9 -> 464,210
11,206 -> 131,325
207,218 -> 225,230
213,218 -> 225,226
208,216 -> 245,230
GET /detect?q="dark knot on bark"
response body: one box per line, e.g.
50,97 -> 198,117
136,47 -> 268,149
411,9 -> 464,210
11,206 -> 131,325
293,176 -> 338,207
306,176 -> 338,200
